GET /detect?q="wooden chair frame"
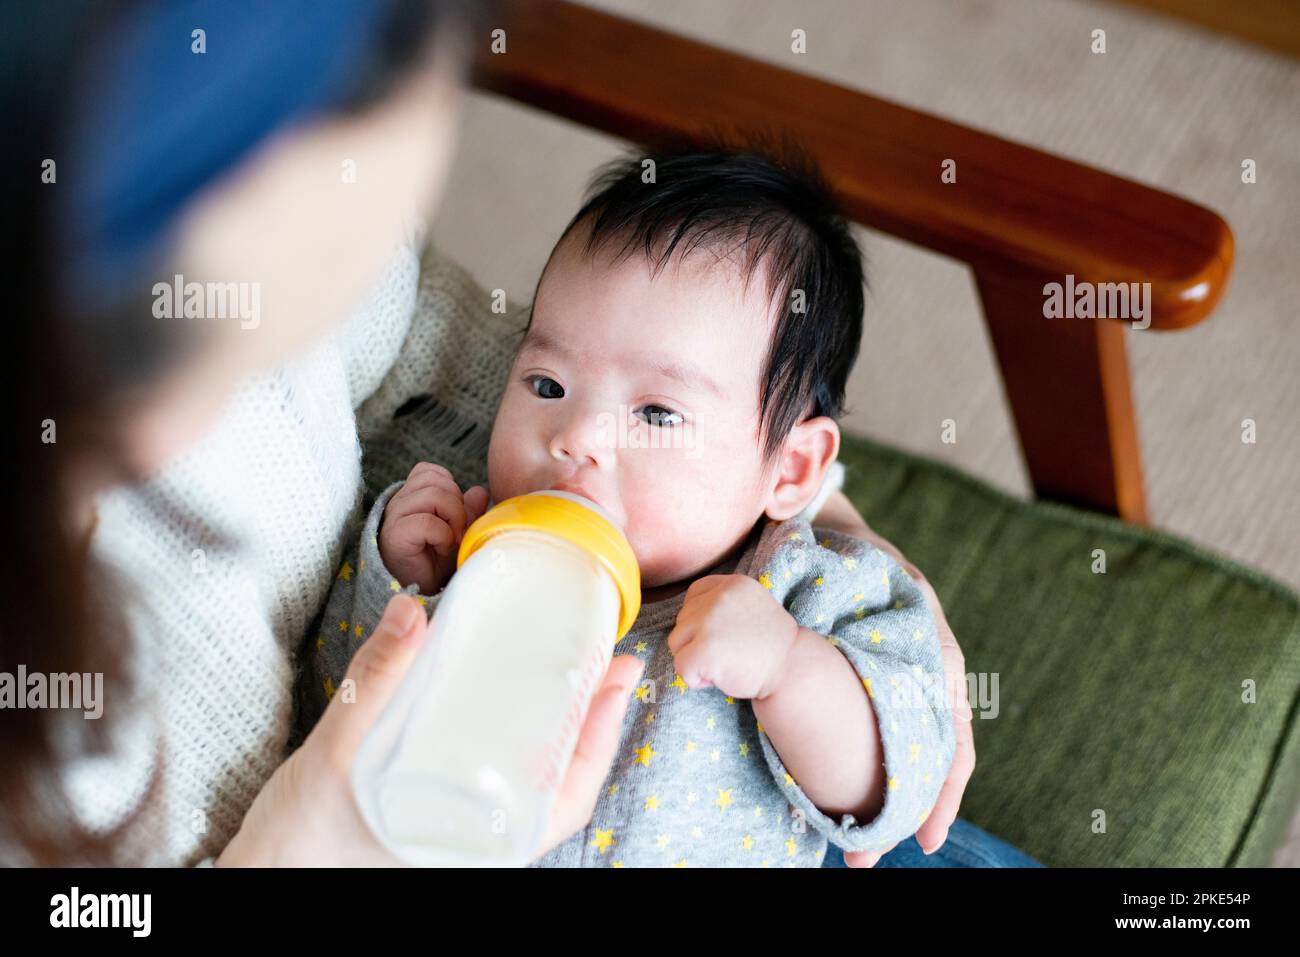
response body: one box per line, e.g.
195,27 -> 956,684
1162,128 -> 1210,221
471,0 -> 1235,524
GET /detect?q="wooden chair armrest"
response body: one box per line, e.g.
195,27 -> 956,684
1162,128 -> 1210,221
472,0 -> 1232,329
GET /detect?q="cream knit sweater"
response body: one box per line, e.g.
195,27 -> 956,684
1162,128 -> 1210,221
45,239 -> 523,866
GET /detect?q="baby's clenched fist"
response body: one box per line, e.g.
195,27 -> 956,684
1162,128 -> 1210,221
666,574 -> 801,701
378,463 -> 490,595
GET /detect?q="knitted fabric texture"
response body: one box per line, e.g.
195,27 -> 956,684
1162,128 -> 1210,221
19,239 -> 522,866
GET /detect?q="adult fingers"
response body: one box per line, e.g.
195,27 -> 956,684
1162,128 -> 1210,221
844,843 -> 895,868
915,717 -> 975,854
317,595 -> 428,769
533,655 -> 644,859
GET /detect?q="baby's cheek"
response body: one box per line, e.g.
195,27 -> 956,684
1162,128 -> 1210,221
627,520 -> 685,586
627,506 -> 724,586
624,509 -> 686,582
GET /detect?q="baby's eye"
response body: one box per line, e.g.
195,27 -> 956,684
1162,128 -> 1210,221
635,404 -> 684,428
525,375 -> 565,399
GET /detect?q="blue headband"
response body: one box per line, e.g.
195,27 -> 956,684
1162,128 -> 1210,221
59,0 -> 402,311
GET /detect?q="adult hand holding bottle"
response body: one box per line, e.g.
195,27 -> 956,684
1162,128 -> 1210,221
217,595 -> 644,866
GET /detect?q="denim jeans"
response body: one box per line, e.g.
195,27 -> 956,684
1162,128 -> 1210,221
822,818 -> 1045,868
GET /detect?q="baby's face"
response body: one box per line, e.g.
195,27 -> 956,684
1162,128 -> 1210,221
487,229 -> 781,588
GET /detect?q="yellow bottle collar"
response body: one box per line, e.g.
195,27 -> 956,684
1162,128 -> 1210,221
457,492 -> 642,639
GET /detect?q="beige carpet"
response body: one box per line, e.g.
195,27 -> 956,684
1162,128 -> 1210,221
430,0 -> 1300,865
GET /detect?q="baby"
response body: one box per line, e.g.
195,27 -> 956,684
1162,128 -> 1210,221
308,145 -> 955,867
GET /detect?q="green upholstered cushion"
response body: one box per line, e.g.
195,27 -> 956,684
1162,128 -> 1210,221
837,432 -> 1300,867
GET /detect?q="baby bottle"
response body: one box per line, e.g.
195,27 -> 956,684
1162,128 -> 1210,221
350,490 -> 641,867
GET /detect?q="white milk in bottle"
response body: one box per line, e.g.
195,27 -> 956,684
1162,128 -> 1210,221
351,490 -> 640,866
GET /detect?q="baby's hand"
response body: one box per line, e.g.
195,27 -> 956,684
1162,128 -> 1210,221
666,574 -> 801,701
378,463 -> 490,595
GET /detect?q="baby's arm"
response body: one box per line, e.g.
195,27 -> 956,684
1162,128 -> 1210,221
749,520 -> 956,853
751,615 -> 887,822
302,464 -> 484,724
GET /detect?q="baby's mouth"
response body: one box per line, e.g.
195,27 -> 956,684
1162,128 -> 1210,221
548,479 -> 600,505
546,481 -> 620,527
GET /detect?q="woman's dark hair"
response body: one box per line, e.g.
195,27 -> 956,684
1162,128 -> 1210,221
547,134 -> 866,464
1,0 -> 479,864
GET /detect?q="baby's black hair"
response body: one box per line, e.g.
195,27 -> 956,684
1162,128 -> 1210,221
547,135 -> 866,464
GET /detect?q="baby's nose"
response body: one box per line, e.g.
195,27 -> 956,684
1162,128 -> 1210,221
548,408 -> 615,467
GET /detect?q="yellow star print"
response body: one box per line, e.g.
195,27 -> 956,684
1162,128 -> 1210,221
389,579 -> 401,593
633,684 -> 651,702
684,741 -> 696,754
315,635 -> 325,651
759,572 -> 774,589
843,557 -> 858,570
725,696 -> 735,705
644,795 -> 660,812
645,711 -> 656,724
785,837 -> 797,857
354,624 -> 363,638
591,829 -> 615,854
634,641 -> 647,653
814,576 -> 824,587
741,835 -> 754,850
706,716 -> 716,730
783,772 -> 795,786
714,789 -> 734,810
909,743 -> 922,763
672,859 -> 687,868
739,743 -> 750,758
862,677 -> 874,698
710,749 -> 721,762
323,677 -> 335,700
888,775 -> 899,790
337,562 -> 353,581
632,742 -> 659,767
671,674 -> 687,695
870,628 -> 885,644
607,784 -> 619,796
338,620 -> 349,632
612,861 -> 624,868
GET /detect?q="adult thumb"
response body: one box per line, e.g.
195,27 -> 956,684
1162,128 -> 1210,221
319,594 -> 429,760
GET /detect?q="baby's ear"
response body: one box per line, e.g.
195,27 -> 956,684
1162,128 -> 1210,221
762,416 -> 841,521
